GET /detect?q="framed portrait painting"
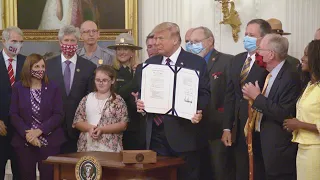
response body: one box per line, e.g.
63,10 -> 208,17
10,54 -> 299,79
1,0 -> 138,56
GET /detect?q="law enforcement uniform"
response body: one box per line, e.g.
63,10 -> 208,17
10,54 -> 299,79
77,45 -> 114,66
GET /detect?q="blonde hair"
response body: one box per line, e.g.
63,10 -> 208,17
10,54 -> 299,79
152,22 -> 181,43
112,49 -> 139,70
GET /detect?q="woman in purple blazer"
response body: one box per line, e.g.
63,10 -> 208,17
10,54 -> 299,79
10,54 -> 66,180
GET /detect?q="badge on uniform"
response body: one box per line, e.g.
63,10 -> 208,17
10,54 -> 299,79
98,59 -> 103,65
120,38 -> 125,43
116,78 -> 125,82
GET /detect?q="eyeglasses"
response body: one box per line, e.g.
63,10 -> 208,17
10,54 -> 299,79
188,37 -> 210,45
95,78 -> 112,84
82,29 -> 99,34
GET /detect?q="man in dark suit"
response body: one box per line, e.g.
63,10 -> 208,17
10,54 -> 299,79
0,26 -> 26,180
189,26 -> 234,180
242,34 -> 300,180
134,22 -> 210,180
221,19 -> 272,180
46,25 -> 96,153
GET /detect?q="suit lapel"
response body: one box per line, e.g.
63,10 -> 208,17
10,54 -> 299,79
39,83 -> 47,121
55,57 -> 67,98
267,61 -> 287,100
207,49 -> 220,73
22,86 -> 32,117
0,52 -> 10,86
16,55 -> 24,81
70,57 -> 81,95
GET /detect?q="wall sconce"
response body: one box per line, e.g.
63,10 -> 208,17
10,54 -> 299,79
216,0 -> 242,42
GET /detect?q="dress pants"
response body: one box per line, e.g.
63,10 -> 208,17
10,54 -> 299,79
0,133 -> 20,180
60,138 -> 78,153
234,126 -> 265,180
208,139 -> 235,180
150,123 -> 201,180
14,145 -> 60,180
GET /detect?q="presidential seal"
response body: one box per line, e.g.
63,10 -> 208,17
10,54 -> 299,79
75,156 -> 102,180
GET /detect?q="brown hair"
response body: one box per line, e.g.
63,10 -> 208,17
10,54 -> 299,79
20,53 -> 49,87
94,65 -> 117,102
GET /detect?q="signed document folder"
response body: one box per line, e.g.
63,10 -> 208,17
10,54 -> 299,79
141,63 -> 199,120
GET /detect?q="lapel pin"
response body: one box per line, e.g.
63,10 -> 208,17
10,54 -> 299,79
180,62 -> 184,66
76,68 -> 80,72
212,58 -> 216,61
45,87 -> 47,90
98,59 -> 103,65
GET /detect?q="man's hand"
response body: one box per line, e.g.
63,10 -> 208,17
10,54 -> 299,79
0,121 -> 7,136
191,110 -> 202,124
242,81 -> 261,100
221,130 -> 232,146
26,129 -> 43,142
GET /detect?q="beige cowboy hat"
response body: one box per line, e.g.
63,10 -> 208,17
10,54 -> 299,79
107,33 -> 142,50
267,18 -> 291,35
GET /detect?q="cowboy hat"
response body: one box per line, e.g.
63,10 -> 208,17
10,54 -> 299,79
107,33 -> 142,50
267,18 -> 291,35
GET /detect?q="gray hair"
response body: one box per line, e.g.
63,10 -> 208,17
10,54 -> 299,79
193,26 -> 215,45
58,25 -> 80,41
2,26 -> 23,41
264,34 -> 289,60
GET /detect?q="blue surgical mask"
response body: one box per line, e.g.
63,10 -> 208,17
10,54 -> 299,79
186,42 -> 192,52
189,42 -> 205,54
243,36 -> 257,52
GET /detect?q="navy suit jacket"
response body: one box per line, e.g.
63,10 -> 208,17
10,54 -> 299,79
10,81 -> 66,147
134,48 -> 210,152
0,52 -> 25,126
46,55 -> 96,139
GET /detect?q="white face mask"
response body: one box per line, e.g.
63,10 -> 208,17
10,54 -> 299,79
5,42 -> 23,55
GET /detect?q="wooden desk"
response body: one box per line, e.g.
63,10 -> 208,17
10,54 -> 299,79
44,152 -> 185,180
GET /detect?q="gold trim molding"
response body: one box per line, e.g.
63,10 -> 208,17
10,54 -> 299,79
2,0 -> 138,43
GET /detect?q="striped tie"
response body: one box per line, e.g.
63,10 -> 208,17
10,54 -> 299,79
240,57 -> 252,87
8,58 -> 15,86
153,58 -> 172,126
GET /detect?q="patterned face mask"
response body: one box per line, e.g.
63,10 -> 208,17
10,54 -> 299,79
31,70 -> 45,80
60,43 -> 78,57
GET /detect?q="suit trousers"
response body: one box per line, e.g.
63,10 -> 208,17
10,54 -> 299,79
208,139 -> 235,180
234,124 -> 266,180
0,134 -> 20,180
150,123 -> 201,180
14,145 -> 60,180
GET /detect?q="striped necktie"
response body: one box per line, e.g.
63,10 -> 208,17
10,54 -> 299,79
153,58 -> 172,126
8,58 -> 15,86
240,57 -> 252,86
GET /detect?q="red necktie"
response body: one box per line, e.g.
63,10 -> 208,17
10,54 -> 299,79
153,58 -> 172,126
8,58 -> 15,86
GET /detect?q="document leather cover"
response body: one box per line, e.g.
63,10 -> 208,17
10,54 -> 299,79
141,63 -> 199,120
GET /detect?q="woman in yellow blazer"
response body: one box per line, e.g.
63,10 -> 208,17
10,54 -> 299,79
284,40 -> 320,180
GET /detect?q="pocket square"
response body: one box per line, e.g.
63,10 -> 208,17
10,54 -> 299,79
212,72 -> 222,79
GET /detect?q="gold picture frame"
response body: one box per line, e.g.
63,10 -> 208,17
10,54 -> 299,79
1,0 -> 138,43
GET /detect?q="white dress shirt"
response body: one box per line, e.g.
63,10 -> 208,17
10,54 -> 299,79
61,54 -> 77,89
161,47 -> 182,65
2,50 -> 17,77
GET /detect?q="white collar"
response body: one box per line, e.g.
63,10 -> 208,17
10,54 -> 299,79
163,47 -> 182,64
61,53 -> 77,64
2,50 -> 17,61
